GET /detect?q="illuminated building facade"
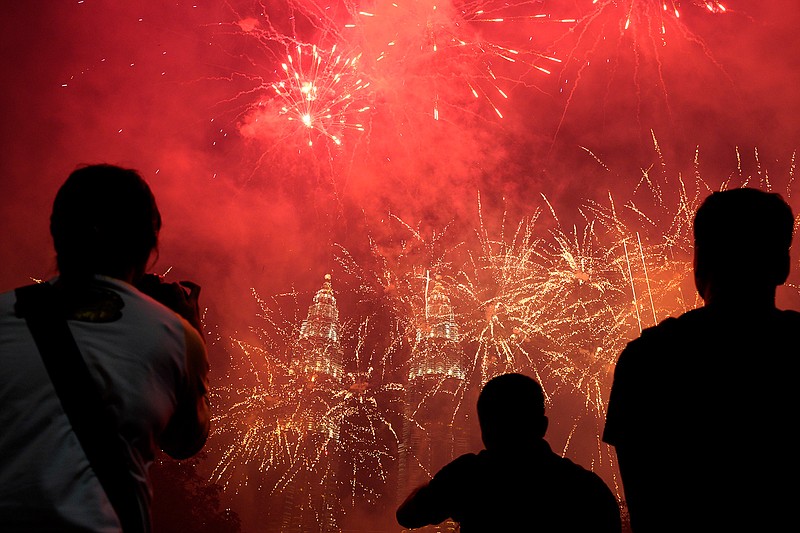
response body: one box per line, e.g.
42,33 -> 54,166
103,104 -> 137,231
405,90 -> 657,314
408,275 -> 464,380
272,273 -> 471,532
399,275 -> 469,532
297,273 -> 344,381
278,274 -> 343,532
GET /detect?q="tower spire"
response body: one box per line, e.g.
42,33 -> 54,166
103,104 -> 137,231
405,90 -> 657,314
298,273 -> 344,380
410,273 -> 463,379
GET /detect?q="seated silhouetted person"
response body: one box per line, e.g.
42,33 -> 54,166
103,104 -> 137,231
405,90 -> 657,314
397,372 -> 622,532
603,187 -> 799,532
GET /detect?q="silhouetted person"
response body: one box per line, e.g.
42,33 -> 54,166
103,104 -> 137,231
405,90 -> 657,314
0,164 -> 210,532
397,372 -> 622,532
603,187 -> 799,532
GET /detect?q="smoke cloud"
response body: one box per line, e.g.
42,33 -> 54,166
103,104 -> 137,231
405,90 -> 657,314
2,1 -> 799,531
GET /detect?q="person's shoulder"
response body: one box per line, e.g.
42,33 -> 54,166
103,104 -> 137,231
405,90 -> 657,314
623,308 -> 704,351
776,308 -> 800,322
551,453 -> 601,478
97,275 -> 184,323
644,307 -> 705,335
442,451 -> 482,471
546,453 -> 614,496
0,287 -> 17,307
769,309 -> 800,341
611,311 -> 704,382
428,452 -> 481,487
0,288 -> 20,324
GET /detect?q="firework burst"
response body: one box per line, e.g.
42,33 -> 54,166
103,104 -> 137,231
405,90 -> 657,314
207,140 -> 800,528
234,41 -> 373,149
269,43 -> 372,147
208,279 -> 411,528
550,0 -> 731,146
352,0 -> 569,120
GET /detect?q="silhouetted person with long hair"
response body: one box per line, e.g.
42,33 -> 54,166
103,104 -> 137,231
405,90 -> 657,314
397,372 -> 622,532
0,164 -> 210,532
603,187 -> 798,532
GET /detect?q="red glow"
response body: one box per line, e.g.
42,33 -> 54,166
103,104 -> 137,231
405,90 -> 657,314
1,1 -> 799,531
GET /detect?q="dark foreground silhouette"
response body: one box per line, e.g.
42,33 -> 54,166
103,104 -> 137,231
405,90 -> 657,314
604,187 -> 800,532
397,372 -> 622,532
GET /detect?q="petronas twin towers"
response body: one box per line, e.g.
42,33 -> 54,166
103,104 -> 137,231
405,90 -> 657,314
293,273 -> 469,532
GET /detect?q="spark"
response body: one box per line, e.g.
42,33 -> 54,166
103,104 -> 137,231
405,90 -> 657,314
551,0 -> 730,148
208,284 -> 410,527
353,0 -> 568,120
271,43 -> 372,147
207,143 -> 798,526
211,8 -> 374,154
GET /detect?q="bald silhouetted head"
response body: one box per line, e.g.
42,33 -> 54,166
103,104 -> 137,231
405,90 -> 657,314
477,373 -> 548,450
50,164 -> 161,282
693,188 -> 794,305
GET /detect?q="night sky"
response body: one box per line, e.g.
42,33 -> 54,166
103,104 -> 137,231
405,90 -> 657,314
2,1 -> 799,531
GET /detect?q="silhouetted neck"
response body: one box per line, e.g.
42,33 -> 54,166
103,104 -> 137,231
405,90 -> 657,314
485,437 -> 550,456
702,286 -> 777,314
57,269 -> 137,287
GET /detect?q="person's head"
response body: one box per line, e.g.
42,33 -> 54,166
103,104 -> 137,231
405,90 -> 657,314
693,187 -> 794,303
50,164 -> 162,283
477,373 -> 548,450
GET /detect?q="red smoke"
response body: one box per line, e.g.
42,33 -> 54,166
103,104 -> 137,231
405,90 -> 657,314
2,1 -> 799,531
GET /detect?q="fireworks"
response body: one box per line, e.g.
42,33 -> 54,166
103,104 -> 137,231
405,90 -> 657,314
206,148 -> 800,527
270,44 -> 372,147
209,288 -> 313,493
588,0 -> 727,33
223,0 -> 574,156
235,41 -> 373,149
548,0 -> 731,148
209,281 -> 410,528
217,0 -> 733,167
352,0 -> 568,120
200,3 -> 789,528
206,128 -> 795,530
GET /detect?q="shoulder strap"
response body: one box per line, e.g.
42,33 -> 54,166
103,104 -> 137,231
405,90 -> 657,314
15,282 -> 145,533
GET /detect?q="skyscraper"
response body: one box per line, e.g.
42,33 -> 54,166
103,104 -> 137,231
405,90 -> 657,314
277,274 -> 344,532
399,274 -> 469,532
298,273 -> 344,381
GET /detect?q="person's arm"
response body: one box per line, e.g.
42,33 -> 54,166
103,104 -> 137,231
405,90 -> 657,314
159,322 -> 210,459
604,332 -> 672,532
137,275 -> 205,335
396,483 -> 450,529
397,456 -> 471,529
139,275 -> 210,458
615,440 -> 673,532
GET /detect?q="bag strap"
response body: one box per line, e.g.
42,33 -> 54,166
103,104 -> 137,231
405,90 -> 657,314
15,282 -> 145,533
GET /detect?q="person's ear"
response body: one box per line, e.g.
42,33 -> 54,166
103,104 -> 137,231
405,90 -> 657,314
538,415 -> 549,438
693,249 -> 710,301
773,253 -> 791,286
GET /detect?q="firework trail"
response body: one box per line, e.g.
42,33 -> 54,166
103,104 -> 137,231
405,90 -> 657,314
352,0 -> 570,120
551,0 -> 730,146
335,182 -> 695,437
208,139 -> 800,528
454,200 -> 551,385
336,212 -> 465,340
209,277 -> 411,528
209,288 -> 318,493
214,0 -> 573,162
229,24 -> 374,150
267,43 -> 371,147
